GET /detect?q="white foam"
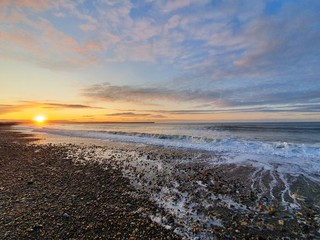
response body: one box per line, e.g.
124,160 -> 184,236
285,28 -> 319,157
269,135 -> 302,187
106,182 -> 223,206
43,139 -> 318,239
15,125 -> 319,185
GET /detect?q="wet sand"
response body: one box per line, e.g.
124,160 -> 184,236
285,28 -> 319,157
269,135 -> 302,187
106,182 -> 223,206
1,125 -> 319,239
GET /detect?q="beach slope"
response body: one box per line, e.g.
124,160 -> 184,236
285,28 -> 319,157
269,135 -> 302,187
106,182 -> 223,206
0,126 -> 179,239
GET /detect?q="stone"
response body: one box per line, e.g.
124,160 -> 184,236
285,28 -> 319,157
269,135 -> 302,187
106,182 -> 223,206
32,224 -> 43,231
240,221 -> 248,226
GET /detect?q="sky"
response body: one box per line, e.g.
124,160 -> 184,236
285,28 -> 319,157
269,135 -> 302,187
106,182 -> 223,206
1,0 -> 320,122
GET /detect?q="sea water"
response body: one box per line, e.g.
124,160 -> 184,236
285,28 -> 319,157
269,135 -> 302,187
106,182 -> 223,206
18,122 -> 320,182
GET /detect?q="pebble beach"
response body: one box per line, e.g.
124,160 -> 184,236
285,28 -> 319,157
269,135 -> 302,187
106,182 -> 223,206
1,125 -> 319,239
0,126 -> 179,239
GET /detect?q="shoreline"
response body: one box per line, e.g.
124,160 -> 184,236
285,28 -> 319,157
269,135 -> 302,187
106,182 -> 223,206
1,126 -> 319,239
0,126 -> 179,239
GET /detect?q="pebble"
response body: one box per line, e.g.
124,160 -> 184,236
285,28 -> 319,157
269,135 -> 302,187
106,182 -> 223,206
62,213 -> 70,219
241,221 -> 248,226
27,180 -> 34,185
32,224 -> 43,231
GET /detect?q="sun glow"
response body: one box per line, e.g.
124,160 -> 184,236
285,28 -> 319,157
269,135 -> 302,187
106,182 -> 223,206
33,115 -> 47,123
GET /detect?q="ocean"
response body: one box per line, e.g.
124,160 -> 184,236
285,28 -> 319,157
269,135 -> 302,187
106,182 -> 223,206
18,122 -> 320,182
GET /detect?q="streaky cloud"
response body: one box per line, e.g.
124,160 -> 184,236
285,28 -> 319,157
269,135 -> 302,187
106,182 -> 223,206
22,101 -> 103,109
83,81 -> 320,114
105,112 -> 166,118
83,82 -> 222,105
0,102 -> 102,116
105,112 -> 151,117
0,104 -> 28,115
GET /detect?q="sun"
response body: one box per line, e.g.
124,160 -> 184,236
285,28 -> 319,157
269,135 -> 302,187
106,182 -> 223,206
33,115 -> 47,123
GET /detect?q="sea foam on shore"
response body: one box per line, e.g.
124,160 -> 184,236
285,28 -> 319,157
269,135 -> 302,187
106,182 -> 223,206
14,123 -> 320,239
40,139 -> 320,239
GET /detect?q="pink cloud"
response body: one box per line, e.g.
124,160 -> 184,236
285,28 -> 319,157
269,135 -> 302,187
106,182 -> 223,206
129,20 -> 159,41
0,7 -> 101,70
101,31 -> 120,43
83,40 -> 105,52
10,0 -> 50,10
0,0 -> 10,10
114,44 -> 156,63
80,24 -> 97,31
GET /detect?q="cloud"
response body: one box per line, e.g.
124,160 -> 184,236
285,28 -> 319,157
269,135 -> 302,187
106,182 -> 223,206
2,0 -> 319,73
147,103 -> 320,115
42,103 -> 102,109
162,0 -> 193,13
162,0 -> 208,13
105,112 -> 151,117
0,104 -> 27,115
0,102 -> 102,116
80,24 -> 96,31
1,17 -> 89,70
105,112 -> 166,118
1,0 -> 320,119
83,82 -> 224,106
231,2 -> 320,74
22,101 -> 103,109
0,1 -> 102,70
83,81 -> 320,113
9,0 -> 50,11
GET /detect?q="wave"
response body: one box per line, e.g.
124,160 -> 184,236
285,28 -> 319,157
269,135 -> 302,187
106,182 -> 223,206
33,127 -> 320,160
21,126 -> 319,183
204,122 -> 320,133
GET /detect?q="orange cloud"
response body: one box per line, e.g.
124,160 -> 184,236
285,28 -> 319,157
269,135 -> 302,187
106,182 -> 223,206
0,104 -> 27,115
0,102 -> 102,116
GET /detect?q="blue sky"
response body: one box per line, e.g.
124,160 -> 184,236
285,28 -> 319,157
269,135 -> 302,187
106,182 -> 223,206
0,0 -> 320,121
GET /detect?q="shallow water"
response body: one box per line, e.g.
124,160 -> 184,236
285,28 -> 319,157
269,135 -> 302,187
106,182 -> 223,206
17,122 -> 320,184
